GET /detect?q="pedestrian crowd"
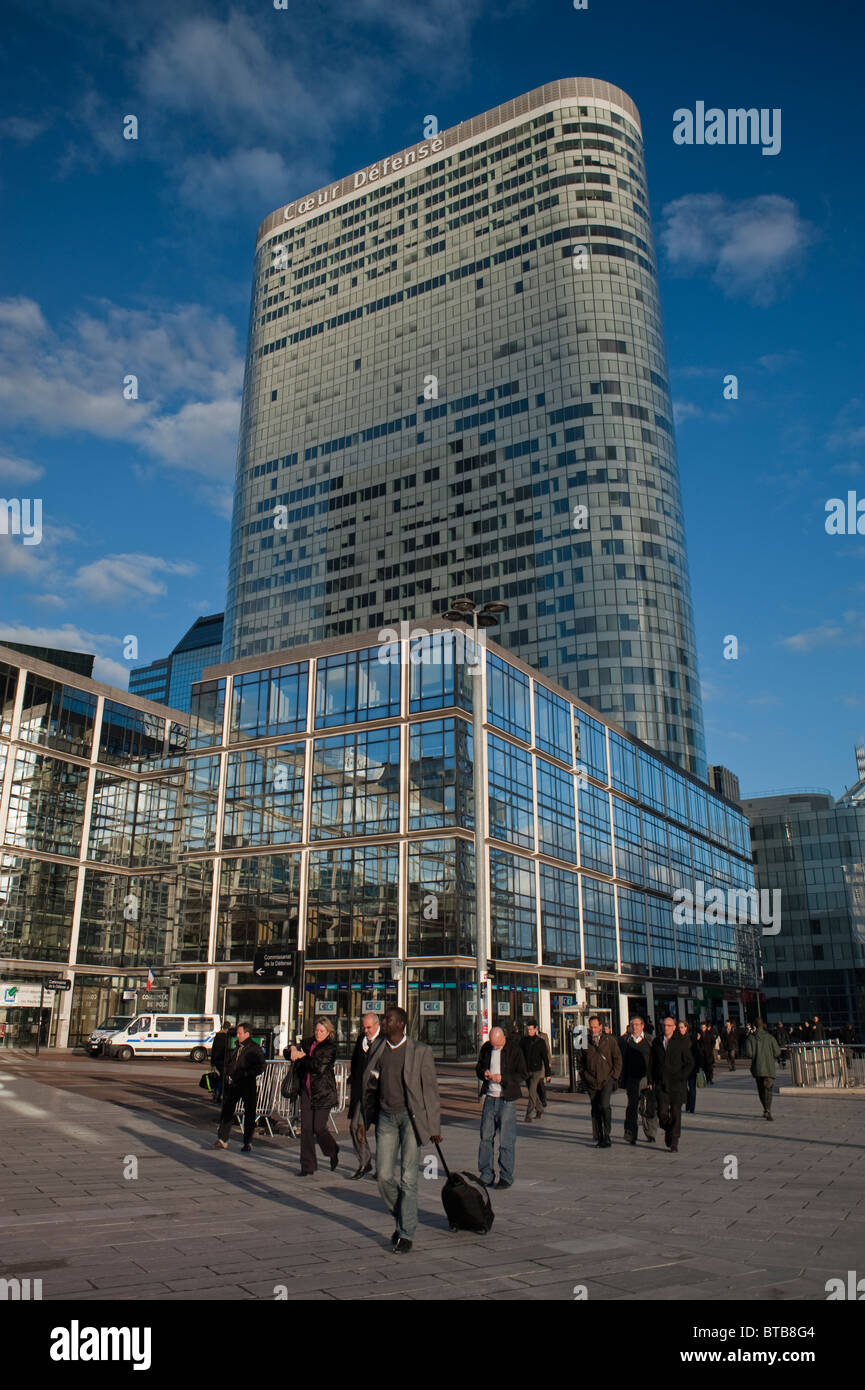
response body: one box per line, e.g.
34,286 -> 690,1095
203,1003 -> 844,1253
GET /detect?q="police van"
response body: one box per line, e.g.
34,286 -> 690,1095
106,1012 -> 219,1062
87,1015 -> 134,1056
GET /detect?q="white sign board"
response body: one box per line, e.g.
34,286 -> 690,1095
466,1001 -> 477,1015
497,1001 -> 511,1016
420,1001 -> 443,1016
0,983 -> 52,1008
361,999 -> 385,1014
521,1003 -> 535,1017
317,1001 -> 337,1015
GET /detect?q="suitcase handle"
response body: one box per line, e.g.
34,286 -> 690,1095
433,1140 -> 451,1180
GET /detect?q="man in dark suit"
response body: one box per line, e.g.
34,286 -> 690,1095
620,1016 -> 656,1144
476,1025 -> 528,1188
347,1011 -> 384,1179
651,1016 -> 694,1152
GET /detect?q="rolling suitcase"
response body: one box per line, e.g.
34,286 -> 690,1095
434,1142 -> 494,1235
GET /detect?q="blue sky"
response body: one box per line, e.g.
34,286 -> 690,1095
1,0 -> 863,797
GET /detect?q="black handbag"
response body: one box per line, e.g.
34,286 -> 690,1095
280,1062 -> 300,1099
199,1069 -> 219,1092
639,1087 -> 657,1120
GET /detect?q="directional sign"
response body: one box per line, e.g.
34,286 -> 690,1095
45,979 -> 71,992
252,950 -> 295,982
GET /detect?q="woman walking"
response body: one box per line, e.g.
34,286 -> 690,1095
290,1016 -> 340,1176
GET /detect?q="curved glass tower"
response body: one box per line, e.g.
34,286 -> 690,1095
224,78 -> 706,777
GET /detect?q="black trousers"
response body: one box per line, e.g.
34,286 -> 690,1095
756,1075 -> 775,1113
656,1092 -> 683,1149
217,1080 -> 257,1145
300,1090 -> 338,1173
587,1082 -> 614,1142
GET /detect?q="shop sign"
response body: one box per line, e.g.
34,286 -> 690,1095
0,983 -> 50,1008
420,1001 -> 443,1016
317,1001 -> 337,1015
361,999 -> 384,1014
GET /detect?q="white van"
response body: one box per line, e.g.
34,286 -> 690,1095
106,1012 -> 219,1062
87,1015 -> 134,1056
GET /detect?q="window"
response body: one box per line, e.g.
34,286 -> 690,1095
407,838 -> 475,956
578,781 -> 612,875
540,864 -> 580,965
232,663 -> 307,740
618,887 -> 649,974
189,680 -> 225,749
306,845 -> 398,959
575,711 -> 608,783
488,735 -> 534,850
534,684 -> 572,761
223,744 -> 305,847
315,648 -> 398,727
537,756 -> 576,860
487,653 -> 531,741
19,675 -> 97,758
311,728 -> 400,838
155,1017 -> 185,1032
609,731 -> 638,798
100,701 -> 165,766
582,878 -> 617,969
409,718 -> 472,830
489,849 -> 537,962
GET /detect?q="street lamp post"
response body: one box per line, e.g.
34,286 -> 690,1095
441,597 -> 508,1050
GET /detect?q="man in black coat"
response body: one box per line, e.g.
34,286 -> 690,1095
476,1026 -> 528,1188
697,1022 -> 716,1084
651,1016 -> 694,1152
213,1022 -> 265,1153
620,1017 -> 656,1144
577,1015 -> 622,1149
348,1012 -> 384,1179
520,1019 -> 552,1121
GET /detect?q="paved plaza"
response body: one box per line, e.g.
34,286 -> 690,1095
0,1054 -> 863,1302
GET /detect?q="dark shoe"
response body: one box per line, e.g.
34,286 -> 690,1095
299,1170 -> 315,1176
625,1136 -> 637,1145
330,1149 -> 340,1171
350,1162 -> 372,1180
392,1238 -> 413,1254
391,1230 -> 400,1246
495,1179 -> 512,1189
241,1144 -> 252,1153
600,1138 -> 612,1148
646,1134 -> 656,1142
765,1112 -> 773,1121
670,1145 -> 679,1152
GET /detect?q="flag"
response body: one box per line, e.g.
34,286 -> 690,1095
146,967 -> 155,993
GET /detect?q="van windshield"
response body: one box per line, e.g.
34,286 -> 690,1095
96,1016 -> 132,1032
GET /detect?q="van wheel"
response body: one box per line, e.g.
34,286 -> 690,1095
117,1046 -> 134,1061
190,1046 -> 208,1064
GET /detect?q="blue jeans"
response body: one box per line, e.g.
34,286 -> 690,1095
376,1110 -> 419,1240
479,1097 -> 516,1185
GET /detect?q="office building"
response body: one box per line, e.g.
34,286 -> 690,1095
129,614 -> 224,713
224,78 -> 707,778
709,765 -> 741,803
743,770 -> 865,1035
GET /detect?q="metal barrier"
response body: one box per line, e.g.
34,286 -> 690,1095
787,1041 -> 865,1088
236,1058 -> 351,1138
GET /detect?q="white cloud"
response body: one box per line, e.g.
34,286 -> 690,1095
0,621 -> 130,690
72,553 -> 197,605
659,194 -> 817,304
0,453 -> 43,483
0,296 -> 243,499
0,115 -> 49,144
779,615 -> 865,653
673,401 -> 704,425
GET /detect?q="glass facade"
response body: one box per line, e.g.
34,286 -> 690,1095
223,79 -> 706,778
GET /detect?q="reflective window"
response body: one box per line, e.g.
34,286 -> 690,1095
664,766 -> 689,825
19,674 -> 97,759
408,718 -> 472,830
642,810 -> 670,892
708,795 -> 728,846
488,735 -> 534,850
612,798 -> 643,884
575,710 -> 608,783
617,886 -> 649,975
577,780 -> 612,875
216,854 -> 301,960
189,680 -> 225,749
232,663 -> 307,740
100,701 -> 165,766
311,728 -> 400,838
315,649 -> 397,728
688,782 -> 709,834
306,844 -> 398,959
487,653 -> 530,742
407,838 -> 476,956
0,661 -> 18,737
637,750 -> 665,814
609,731 -> 638,798
534,684 -> 572,761
537,756 -> 577,860
6,750 -> 88,857
174,861 -> 213,962
409,631 -> 474,713
88,772 -> 180,867
0,853 -> 76,961
223,744 -> 304,848
582,877 -> 617,969
648,895 -> 676,972
540,863 -> 580,965
76,871 -> 172,968
182,756 -> 220,852
489,849 -> 537,962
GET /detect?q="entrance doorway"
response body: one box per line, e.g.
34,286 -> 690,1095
221,987 -> 284,1056
0,1006 -> 50,1049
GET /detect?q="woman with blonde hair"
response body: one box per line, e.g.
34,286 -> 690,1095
290,1016 -> 340,1176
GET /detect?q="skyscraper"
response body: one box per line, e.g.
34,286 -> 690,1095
129,614 -> 224,712
224,78 -> 706,776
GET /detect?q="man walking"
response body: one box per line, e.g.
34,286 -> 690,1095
520,1018 -> 552,1121
721,1020 -> 738,1071
697,1021 -> 716,1085
679,1020 -> 699,1114
360,1006 -> 441,1254
213,1022 -> 265,1153
210,1019 -> 230,1104
348,1011 -> 383,1179
746,1018 -> 781,1120
476,1025 -> 528,1188
620,1017 -> 656,1144
577,1015 -> 622,1148
651,1017 -> 694,1153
